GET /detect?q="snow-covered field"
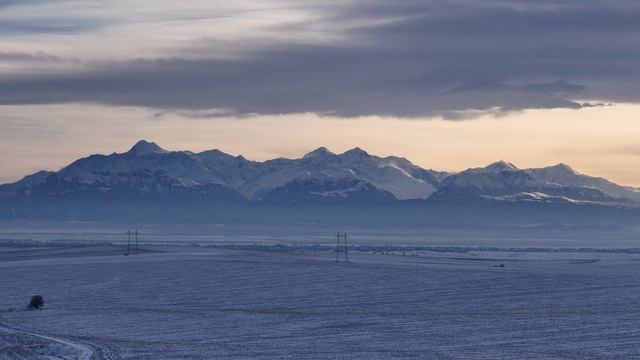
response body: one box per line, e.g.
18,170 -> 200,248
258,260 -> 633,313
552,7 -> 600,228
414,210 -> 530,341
2,238 -> 640,359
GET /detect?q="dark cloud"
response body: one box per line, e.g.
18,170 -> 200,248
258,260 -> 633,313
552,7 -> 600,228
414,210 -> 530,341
0,51 -> 64,62
1,0 -> 640,118
0,19 -> 107,35
0,0 -> 49,7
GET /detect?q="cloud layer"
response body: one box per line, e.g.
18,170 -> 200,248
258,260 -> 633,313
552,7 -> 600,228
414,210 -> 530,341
0,0 -> 639,117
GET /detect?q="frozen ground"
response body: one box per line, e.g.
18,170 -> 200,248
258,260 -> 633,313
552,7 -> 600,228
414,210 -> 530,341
2,239 -> 640,359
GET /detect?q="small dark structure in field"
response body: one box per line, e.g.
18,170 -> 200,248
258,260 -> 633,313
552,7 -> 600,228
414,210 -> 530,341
29,295 -> 44,309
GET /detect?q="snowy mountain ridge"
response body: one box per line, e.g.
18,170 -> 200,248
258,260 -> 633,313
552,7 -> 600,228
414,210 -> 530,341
1,140 -> 639,206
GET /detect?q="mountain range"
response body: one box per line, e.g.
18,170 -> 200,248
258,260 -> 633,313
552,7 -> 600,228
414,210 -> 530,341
1,140 -> 639,227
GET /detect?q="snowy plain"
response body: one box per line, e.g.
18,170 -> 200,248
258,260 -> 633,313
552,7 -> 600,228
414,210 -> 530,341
2,229 -> 640,359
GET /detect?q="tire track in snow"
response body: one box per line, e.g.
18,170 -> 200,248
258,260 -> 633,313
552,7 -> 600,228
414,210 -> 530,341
0,321 -> 95,360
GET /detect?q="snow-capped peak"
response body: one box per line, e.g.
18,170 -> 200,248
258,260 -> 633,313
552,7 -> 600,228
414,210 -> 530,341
128,140 -> 167,156
477,160 -> 519,172
545,163 -> 578,175
342,147 -> 369,158
303,147 -> 335,159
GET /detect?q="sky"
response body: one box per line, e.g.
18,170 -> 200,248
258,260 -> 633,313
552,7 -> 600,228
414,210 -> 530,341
0,0 -> 639,186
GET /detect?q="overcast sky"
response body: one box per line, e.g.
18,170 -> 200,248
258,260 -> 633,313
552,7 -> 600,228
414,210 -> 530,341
1,0 -> 639,185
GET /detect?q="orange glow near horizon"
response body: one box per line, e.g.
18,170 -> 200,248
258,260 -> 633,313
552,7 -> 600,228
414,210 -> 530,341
0,102 -> 639,187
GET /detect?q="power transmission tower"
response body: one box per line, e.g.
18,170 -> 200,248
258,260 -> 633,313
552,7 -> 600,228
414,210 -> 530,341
125,230 -> 131,255
336,232 -> 340,262
335,232 -> 349,263
344,232 -> 348,263
135,229 -> 139,255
